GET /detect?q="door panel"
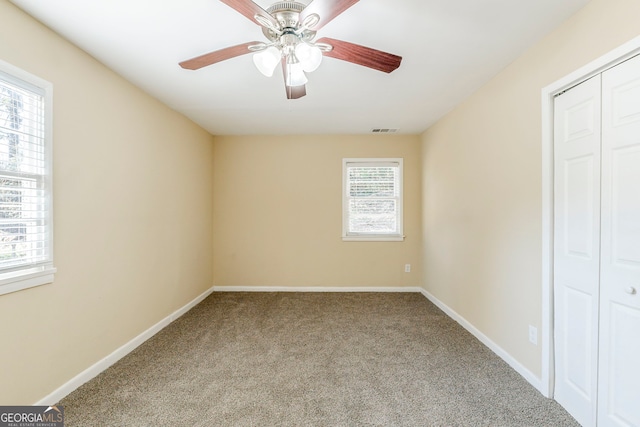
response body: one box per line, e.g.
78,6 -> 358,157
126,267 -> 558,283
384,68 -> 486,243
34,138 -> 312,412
599,54 -> 640,427
604,303 -> 640,426
610,147 -> 640,265
563,286 -> 594,398
554,75 -> 602,427
564,155 -> 596,258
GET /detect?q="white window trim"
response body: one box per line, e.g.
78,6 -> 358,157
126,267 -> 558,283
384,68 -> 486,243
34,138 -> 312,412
0,59 -> 56,296
342,158 -> 404,242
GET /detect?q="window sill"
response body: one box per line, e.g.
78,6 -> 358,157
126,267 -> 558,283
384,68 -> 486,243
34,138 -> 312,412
342,235 -> 405,242
0,266 -> 57,296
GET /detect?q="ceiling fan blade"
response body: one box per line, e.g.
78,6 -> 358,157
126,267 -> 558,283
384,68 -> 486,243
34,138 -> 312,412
300,0 -> 360,30
317,37 -> 402,73
219,0 -> 278,27
286,85 -> 306,99
179,42 -> 260,70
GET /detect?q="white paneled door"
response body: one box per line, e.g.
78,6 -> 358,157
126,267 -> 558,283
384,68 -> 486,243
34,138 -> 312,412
598,54 -> 640,427
554,54 -> 640,427
554,75 -> 602,427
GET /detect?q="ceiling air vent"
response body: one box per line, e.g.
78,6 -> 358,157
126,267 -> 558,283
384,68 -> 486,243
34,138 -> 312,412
371,128 -> 399,133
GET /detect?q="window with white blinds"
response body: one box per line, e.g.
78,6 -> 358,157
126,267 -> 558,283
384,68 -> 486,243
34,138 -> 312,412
342,158 -> 404,241
0,61 -> 54,295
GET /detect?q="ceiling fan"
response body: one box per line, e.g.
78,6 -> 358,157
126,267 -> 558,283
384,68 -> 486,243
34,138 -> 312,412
179,0 -> 402,99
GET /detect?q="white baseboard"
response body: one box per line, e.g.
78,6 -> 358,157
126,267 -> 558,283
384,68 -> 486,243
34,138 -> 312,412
418,288 -> 544,394
35,285 -> 216,405
213,286 -> 423,293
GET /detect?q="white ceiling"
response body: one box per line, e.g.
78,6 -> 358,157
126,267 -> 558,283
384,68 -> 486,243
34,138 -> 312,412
10,0 -> 590,135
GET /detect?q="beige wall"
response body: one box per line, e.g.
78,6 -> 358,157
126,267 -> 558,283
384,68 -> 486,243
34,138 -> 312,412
213,135 -> 422,288
0,2 -> 214,404
421,0 -> 640,377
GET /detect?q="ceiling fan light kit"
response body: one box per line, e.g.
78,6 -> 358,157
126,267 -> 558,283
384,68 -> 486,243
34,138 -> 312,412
285,62 -> 308,86
179,0 -> 402,99
294,42 -> 323,73
252,46 -> 280,76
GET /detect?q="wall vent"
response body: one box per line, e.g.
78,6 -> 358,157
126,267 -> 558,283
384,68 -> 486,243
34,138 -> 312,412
371,128 -> 399,133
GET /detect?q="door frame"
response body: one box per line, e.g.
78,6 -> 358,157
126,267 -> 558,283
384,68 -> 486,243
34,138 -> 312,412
540,35 -> 640,398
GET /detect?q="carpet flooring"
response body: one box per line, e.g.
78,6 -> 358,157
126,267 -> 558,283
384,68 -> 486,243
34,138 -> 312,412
60,292 -> 578,426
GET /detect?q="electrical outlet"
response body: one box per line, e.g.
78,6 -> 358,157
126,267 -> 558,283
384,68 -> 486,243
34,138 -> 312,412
404,264 -> 411,273
529,325 -> 538,345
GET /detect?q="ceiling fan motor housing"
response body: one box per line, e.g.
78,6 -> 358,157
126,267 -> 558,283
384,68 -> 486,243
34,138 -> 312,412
262,1 -> 316,42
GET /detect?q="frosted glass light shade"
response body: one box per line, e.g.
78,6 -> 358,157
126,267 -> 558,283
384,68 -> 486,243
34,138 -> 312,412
285,63 -> 308,86
295,43 -> 323,72
253,47 -> 280,77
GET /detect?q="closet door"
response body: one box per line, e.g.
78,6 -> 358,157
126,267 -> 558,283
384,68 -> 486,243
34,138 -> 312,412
598,54 -> 640,427
553,75 -> 602,427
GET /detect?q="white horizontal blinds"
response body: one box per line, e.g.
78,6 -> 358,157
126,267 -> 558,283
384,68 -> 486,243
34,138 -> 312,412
346,161 -> 399,234
0,72 -> 49,272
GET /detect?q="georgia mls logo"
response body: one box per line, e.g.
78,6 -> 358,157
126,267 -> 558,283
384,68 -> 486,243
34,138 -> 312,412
0,405 -> 64,427
44,406 -> 63,418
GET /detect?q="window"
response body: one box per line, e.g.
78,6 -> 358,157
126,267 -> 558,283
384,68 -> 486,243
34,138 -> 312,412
0,60 -> 55,296
342,158 -> 404,241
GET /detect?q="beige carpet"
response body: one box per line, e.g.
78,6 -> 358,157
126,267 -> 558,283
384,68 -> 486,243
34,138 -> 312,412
60,292 -> 578,426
